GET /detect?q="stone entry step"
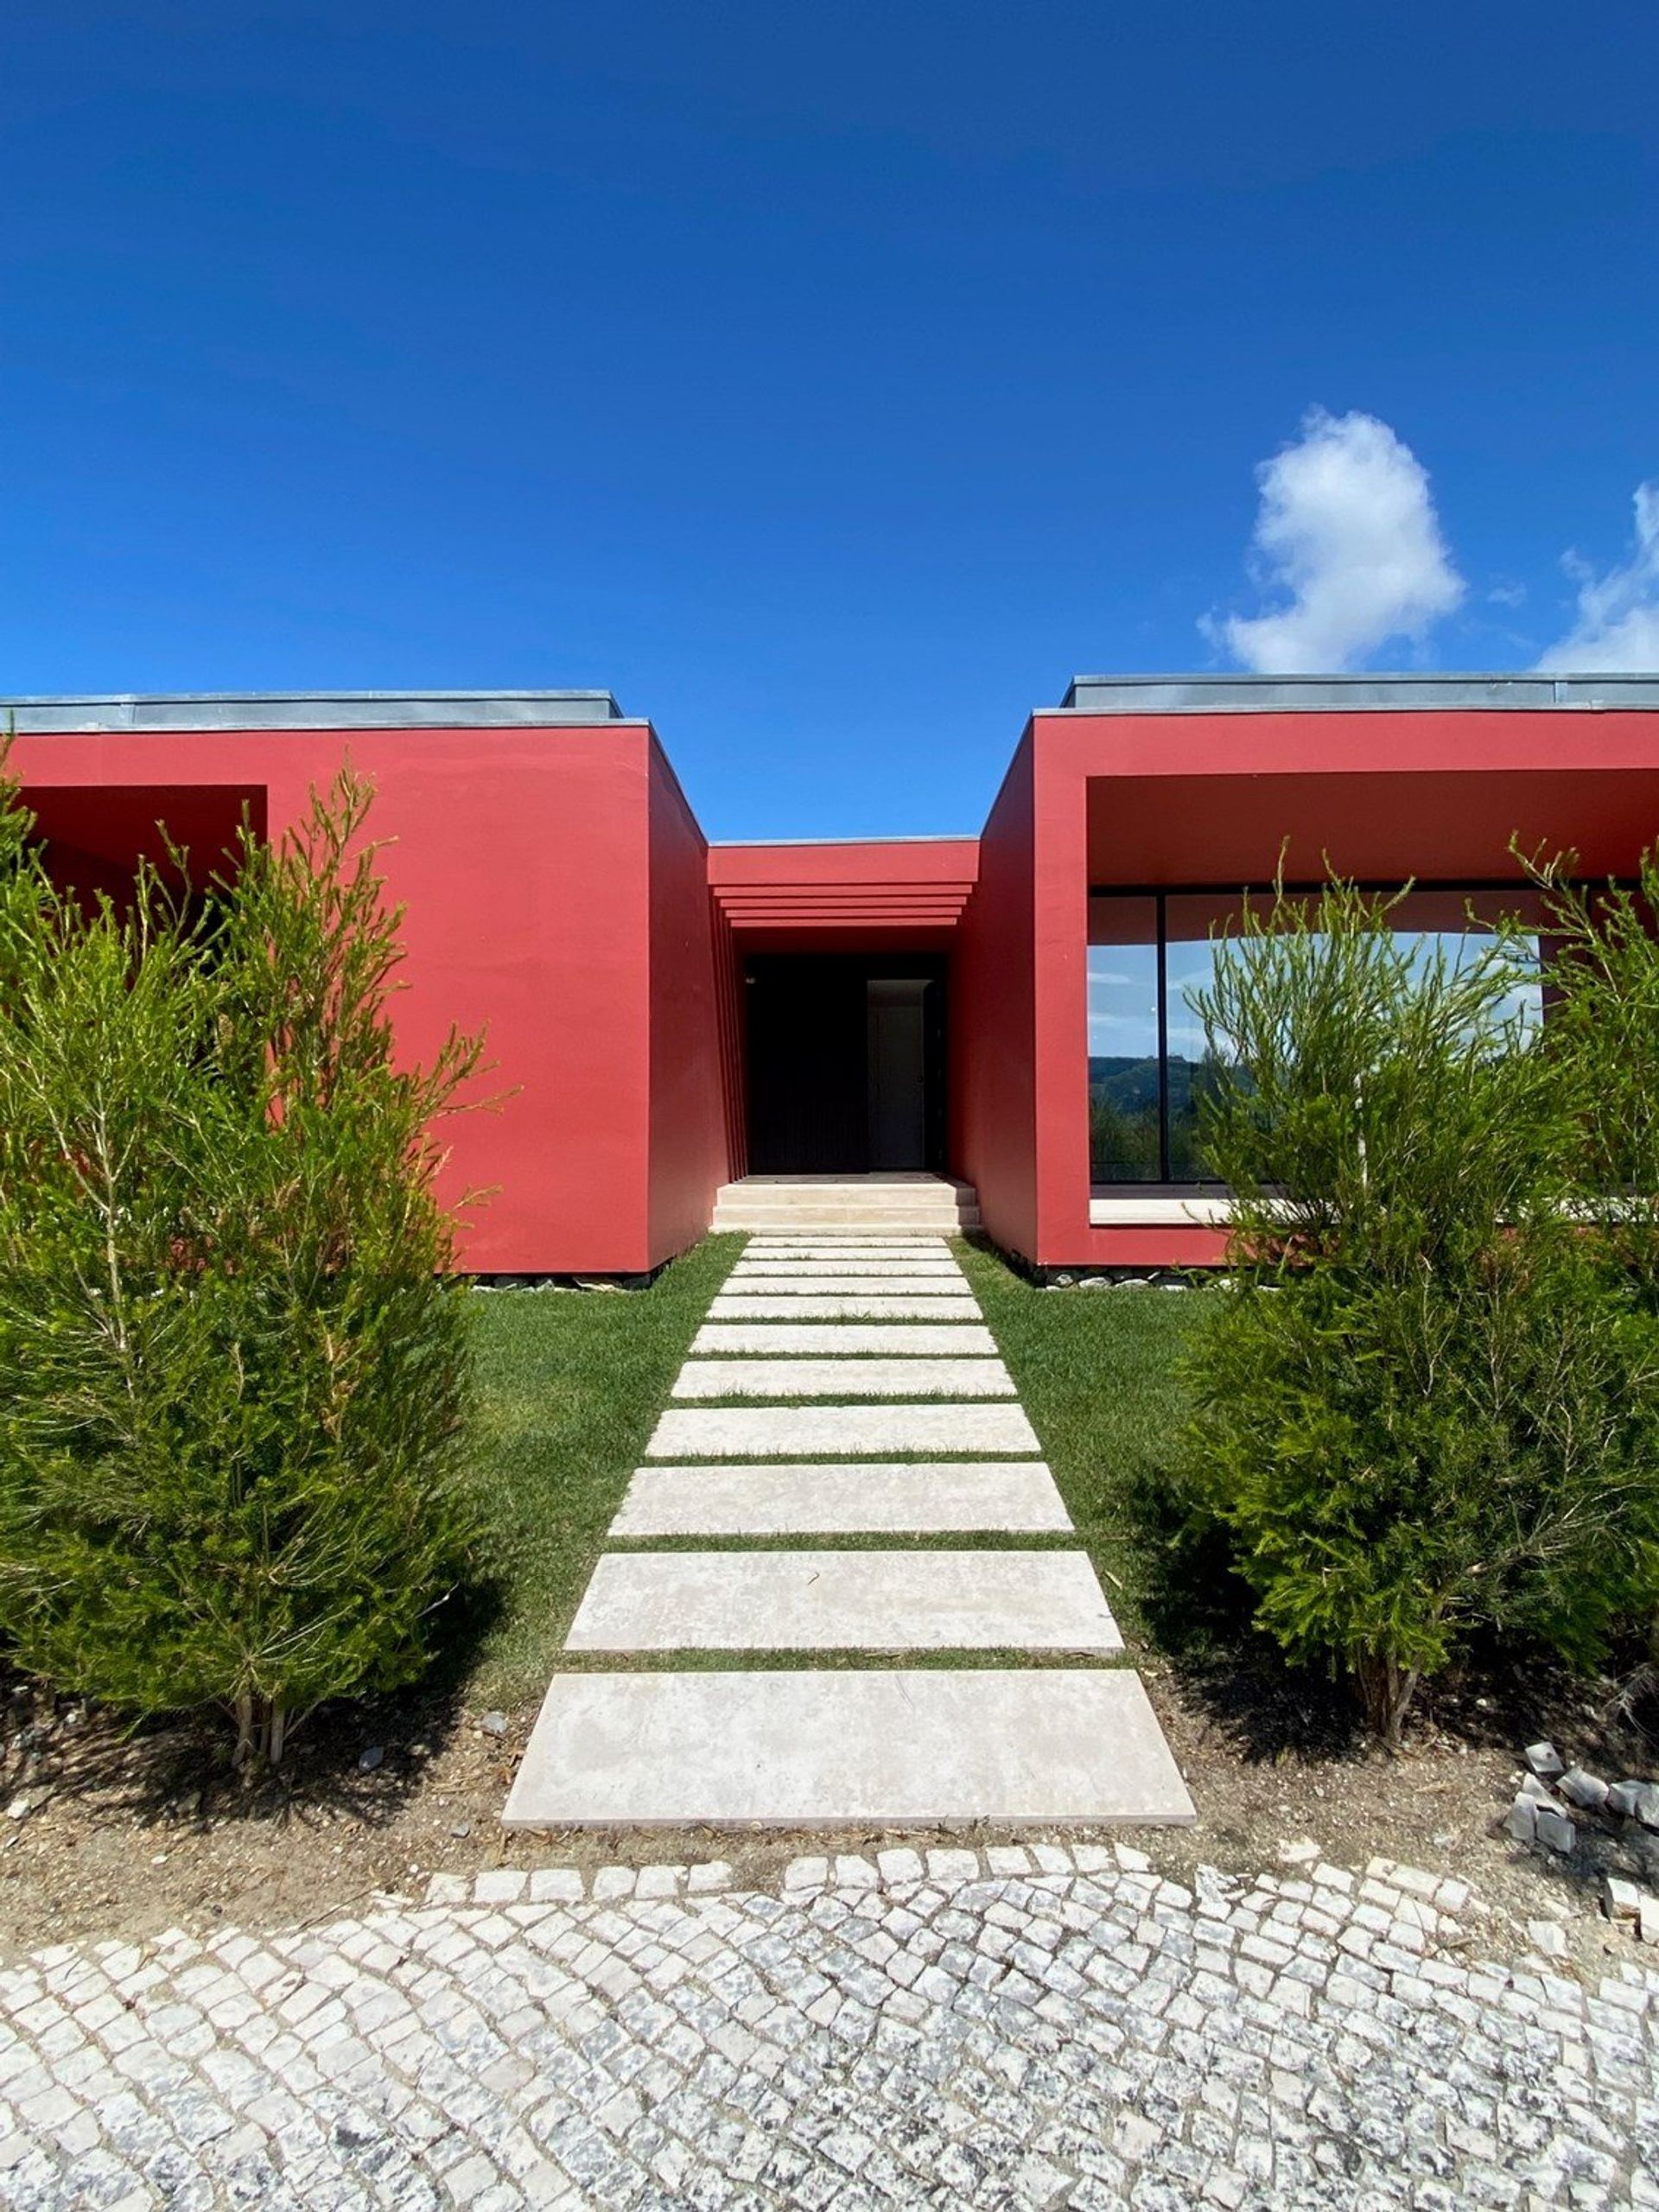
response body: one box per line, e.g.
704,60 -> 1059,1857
564,1548 -> 1122,1652
733,1258 -> 962,1277
610,1460 -> 1072,1535
739,1256 -> 960,1274
709,1294 -> 982,1320
741,1258 -> 959,1270
718,1274 -> 974,1297
504,1669 -> 1194,1827
647,1402 -> 1042,1458
710,1177 -> 981,1236
712,1219 -> 984,1239
743,1241 -> 956,1254
692,1323 -> 996,1356
671,1357 -> 1016,1400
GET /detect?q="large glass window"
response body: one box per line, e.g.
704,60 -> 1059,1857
1086,897 -> 1160,1181
1090,887 -> 1548,1186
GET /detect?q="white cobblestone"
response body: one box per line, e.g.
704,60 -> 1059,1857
2,1853 -> 1654,2208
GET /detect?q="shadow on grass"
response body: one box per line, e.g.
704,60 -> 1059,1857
1127,1468 -> 1659,1771
1122,1463 -> 1370,1764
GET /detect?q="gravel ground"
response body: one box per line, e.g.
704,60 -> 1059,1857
3,1842 -> 1657,2210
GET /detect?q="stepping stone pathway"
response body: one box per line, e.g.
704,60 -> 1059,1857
507,1236 -> 1194,1828
565,1548 -> 1124,1651
671,1354 -> 1018,1397
612,1460 -> 1071,1535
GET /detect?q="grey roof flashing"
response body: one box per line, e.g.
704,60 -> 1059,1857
1059,673 -> 1659,713
0,690 -> 626,733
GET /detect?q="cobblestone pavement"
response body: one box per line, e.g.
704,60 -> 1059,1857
3,1844 -> 1657,2210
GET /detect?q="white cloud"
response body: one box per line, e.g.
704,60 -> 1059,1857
1210,408 -> 1465,673
1535,483 -> 1659,671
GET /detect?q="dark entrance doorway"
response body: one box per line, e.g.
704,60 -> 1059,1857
744,954 -> 947,1174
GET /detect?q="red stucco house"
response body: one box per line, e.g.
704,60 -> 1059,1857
10,673 -> 1659,1277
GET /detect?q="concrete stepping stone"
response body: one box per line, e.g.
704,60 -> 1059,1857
709,1294 -> 982,1320
719,1275 -> 974,1296
743,1243 -> 955,1257
647,1402 -> 1041,1456
504,1669 -> 1195,1827
745,1242 -> 951,1250
611,1461 -> 1071,1535
564,1549 -> 1122,1652
741,1253 -> 958,1268
692,1323 -> 997,1356
672,1357 -> 1015,1400
733,1258 -> 962,1277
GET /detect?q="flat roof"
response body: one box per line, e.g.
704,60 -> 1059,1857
0,690 -> 626,732
1060,673 -> 1659,713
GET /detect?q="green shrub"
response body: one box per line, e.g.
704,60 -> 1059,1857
1179,879 -> 1659,1745
0,767 -> 483,1766
1526,848 -> 1659,1287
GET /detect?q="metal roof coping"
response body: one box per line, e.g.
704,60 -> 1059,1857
0,690 -> 627,732
1058,672 -> 1659,713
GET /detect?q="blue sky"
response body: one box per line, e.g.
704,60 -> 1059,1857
3,3 -> 1656,837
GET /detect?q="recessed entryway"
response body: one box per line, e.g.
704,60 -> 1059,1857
744,953 -> 946,1175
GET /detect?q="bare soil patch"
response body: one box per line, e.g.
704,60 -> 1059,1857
7,1654 -> 1657,1977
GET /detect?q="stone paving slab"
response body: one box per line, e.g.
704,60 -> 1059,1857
744,1239 -> 955,1253
743,1256 -> 960,1274
511,1669 -> 1179,1823
672,1355 -> 1016,1399
10,1849 -> 1655,2209
691,1321 -> 997,1355
709,1291 -> 982,1319
611,1460 -> 1072,1535
733,1255 -> 963,1272
563,1549 -> 1122,1651
732,1256 -> 963,1276
647,1400 -> 1042,1457
715,1273 -> 977,1295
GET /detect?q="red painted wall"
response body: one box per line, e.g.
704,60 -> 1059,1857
646,738 -> 732,1264
711,901 -> 748,1180
709,837 -> 977,942
952,734 -> 1039,1258
20,698 -> 1659,1279
9,722 -> 666,1276
1033,706 -> 1659,1271
1075,1227 -> 1232,1269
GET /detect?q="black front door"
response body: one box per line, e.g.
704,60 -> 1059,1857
745,955 -> 946,1174
746,957 -> 868,1173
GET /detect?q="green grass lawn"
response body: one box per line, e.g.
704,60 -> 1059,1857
463,1235 -> 742,1702
957,1242 -> 1222,1643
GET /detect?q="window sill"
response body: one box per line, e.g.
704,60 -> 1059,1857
1089,1190 -> 1233,1228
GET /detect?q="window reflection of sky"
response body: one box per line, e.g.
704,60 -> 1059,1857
1088,932 -> 1543,1062
1086,950 -> 1159,1058
1087,892 -> 1549,1182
